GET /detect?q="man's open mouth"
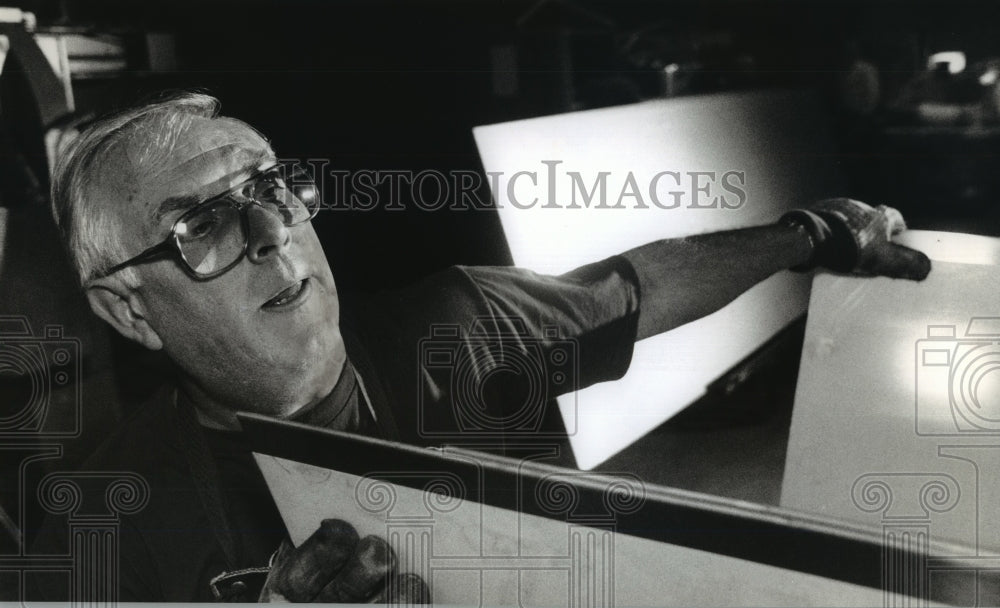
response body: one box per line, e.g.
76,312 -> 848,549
263,278 -> 310,309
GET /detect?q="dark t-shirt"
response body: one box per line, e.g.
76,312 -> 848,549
29,258 -> 641,601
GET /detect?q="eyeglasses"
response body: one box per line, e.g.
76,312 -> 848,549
96,162 -> 320,280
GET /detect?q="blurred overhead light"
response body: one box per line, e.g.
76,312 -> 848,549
928,51 -> 966,74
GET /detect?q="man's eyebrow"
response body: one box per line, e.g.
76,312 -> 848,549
153,153 -> 275,224
154,193 -> 204,223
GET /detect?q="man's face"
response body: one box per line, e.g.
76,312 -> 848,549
97,116 -> 345,418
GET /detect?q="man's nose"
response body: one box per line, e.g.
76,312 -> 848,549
245,204 -> 291,263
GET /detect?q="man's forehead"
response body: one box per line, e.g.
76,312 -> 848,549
146,116 -> 270,179
97,115 -> 273,213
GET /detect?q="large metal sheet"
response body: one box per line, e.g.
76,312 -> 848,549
242,413 -> 920,607
782,230 -> 1000,559
473,90 -> 842,469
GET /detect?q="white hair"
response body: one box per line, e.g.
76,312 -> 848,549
51,92 -> 228,286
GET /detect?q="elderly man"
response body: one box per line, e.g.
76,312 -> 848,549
31,92 -> 929,602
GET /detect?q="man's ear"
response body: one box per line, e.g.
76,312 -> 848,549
85,281 -> 163,351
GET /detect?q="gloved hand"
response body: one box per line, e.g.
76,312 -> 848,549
781,198 -> 931,280
259,519 -> 430,603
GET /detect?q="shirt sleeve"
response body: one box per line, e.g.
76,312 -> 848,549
350,255 -> 641,446
456,255 -> 641,389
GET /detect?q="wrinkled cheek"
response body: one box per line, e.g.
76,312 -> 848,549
313,276 -> 340,325
148,302 -> 243,378
184,325 -> 245,379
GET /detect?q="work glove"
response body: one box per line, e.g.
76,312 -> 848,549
781,198 -> 931,280
259,519 -> 430,603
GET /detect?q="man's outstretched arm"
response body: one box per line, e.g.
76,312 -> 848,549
621,199 -> 932,341
623,223 -> 812,341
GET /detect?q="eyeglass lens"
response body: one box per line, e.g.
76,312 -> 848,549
173,166 -> 319,276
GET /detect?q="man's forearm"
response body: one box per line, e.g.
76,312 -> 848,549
622,223 -> 813,341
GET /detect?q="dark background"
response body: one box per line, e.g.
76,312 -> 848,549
9,0 -> 1000,293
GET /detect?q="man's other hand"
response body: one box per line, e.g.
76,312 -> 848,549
259,519 -> 430,603
782,198 -> 932,280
